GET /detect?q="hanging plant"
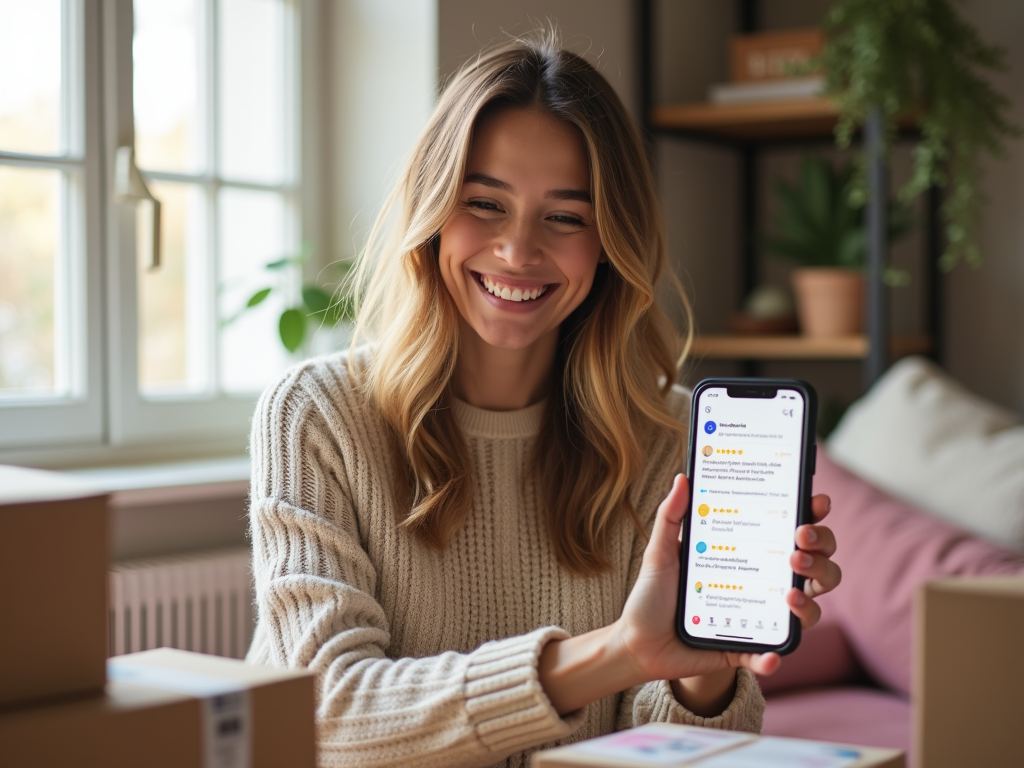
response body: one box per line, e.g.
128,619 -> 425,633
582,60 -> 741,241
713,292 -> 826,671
815,0 -> 1021,269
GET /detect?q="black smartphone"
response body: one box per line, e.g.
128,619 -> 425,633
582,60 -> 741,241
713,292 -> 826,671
675,377 -> 818,655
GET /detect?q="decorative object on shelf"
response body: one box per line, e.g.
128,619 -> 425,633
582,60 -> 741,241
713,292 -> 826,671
814,0 -> 1021,269
224,245 -> 356,354
710,28 -> 825,106
760,156 -> 912,337
731,28 -> 824,83
729,284 -> 798,335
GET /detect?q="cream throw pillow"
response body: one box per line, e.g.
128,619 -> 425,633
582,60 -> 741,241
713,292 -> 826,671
828,356 -> 1024,553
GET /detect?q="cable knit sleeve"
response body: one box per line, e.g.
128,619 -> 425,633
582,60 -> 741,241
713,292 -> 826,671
246,359 -> 584,768
614,385 -> 765,734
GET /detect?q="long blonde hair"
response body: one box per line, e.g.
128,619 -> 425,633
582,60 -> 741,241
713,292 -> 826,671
350,31 -> 693,576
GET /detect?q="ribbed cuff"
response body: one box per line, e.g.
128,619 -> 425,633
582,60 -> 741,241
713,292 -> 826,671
465,627 -> 586,754
637,669 -> 764,733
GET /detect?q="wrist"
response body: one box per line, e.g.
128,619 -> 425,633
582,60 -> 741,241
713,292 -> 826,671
670,667 -> 738,718
538,621 -> 646,715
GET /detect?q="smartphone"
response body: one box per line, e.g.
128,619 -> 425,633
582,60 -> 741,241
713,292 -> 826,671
675,378 -> 817,655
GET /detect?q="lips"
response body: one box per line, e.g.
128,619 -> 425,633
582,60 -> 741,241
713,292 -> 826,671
471,271 -> 556,310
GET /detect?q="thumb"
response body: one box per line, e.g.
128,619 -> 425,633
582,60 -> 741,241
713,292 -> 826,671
645,473 -> 689,570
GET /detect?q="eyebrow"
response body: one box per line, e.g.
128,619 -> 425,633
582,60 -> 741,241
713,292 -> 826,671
464,172 -> 592,204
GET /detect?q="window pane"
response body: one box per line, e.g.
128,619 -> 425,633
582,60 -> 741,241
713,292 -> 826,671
0,166 -> 61,395
218,0 -> 287,184
218,187 -> 290,393
133,0 -> 204,173
0,0 -> 63,156
138,181 -> 207,394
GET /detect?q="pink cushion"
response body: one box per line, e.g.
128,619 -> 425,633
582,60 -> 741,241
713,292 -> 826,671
761,687 -> 912,761
812,448 -> 1024,696
756,621 -> 861,696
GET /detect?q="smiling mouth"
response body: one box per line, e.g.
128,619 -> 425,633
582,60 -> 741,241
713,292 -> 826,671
476,273 -> 550,302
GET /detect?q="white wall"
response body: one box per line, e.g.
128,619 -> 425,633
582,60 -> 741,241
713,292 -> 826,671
323,0 -> 438,263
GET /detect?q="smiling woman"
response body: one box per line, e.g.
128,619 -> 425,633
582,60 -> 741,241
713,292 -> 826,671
246,28 -> 841,768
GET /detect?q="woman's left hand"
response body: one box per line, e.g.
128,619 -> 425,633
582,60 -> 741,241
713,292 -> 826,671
787,493 -> 842,630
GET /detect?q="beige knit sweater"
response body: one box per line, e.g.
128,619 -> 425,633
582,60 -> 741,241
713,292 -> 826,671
247,349 -> 764,768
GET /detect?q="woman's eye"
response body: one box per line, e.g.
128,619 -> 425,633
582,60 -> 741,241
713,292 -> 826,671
467,199 -> 502,212
549,214 -> 586,227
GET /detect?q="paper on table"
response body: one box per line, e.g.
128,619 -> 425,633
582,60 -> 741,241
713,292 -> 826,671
695,736 -> 862,768
564,723 -> 755,766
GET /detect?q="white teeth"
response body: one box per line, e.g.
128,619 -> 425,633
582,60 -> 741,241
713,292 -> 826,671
480,275 -> 547,302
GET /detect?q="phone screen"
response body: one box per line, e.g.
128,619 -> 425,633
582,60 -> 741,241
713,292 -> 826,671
680,386 -> 808,648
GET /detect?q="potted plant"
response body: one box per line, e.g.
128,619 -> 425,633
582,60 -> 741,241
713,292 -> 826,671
224,247 -> 357,355
815,0 -> 1020,269
761,155 -> 912,337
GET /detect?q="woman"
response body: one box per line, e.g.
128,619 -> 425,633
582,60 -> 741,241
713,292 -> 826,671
247,32 -> 840,768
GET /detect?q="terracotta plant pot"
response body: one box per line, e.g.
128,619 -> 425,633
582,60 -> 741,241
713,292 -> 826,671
791,268 -> 864,337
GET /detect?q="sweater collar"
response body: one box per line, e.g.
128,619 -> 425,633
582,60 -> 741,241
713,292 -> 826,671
451,397 -> 547,439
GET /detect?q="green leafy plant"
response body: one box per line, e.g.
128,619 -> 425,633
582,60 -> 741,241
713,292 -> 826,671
225,247 -> 356,353
761,156 -> 913,284
814,0 -> 1021,269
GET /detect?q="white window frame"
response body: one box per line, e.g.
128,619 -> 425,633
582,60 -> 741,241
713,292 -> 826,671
0,0 -> 104,451
0,0 -> 323,466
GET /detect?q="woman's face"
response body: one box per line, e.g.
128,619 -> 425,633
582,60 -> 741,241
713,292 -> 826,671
438,107 -> 603,352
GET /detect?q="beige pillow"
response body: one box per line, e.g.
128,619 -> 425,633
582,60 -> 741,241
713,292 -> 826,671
827,356 -> 1024,552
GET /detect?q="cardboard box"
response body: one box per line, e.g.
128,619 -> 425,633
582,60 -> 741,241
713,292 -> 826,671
0,648 -> 316,768
730,28 -> 824,83
915,577 -> 1024,768
0,465 -> 109,707
531,722 -> 904,767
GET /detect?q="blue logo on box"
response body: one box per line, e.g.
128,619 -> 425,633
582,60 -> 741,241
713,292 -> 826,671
704,421 -> 717,434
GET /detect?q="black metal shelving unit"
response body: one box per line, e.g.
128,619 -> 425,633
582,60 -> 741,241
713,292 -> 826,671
636,0 -> 943,390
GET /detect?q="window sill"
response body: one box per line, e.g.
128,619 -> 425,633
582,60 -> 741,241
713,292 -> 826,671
67,456 -> 250,508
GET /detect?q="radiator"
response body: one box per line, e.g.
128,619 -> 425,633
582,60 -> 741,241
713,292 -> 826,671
109,547 -> 254,659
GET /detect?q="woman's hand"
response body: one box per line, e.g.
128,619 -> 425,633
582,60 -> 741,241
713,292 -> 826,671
538,472 -> 841,716
613,473 -> 841,712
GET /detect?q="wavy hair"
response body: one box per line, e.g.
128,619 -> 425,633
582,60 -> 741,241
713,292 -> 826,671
349,30 -> 693,576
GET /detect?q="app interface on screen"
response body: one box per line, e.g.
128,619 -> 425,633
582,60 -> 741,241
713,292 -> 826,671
682,387 -> 806,646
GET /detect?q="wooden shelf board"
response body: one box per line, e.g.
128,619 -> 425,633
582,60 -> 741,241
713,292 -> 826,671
690,334 -> 932,360
652,98 -> 840,141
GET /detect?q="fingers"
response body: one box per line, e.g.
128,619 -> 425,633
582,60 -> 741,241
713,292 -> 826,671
795,523 -> 837,557
724,650 -> 781,677
810,493 -> 831,523
642,474 -> 689,572
787,587 -> 823,629
790,549 -> 842,598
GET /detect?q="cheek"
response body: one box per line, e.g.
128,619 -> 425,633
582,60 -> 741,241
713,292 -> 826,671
439,214 -> 490,272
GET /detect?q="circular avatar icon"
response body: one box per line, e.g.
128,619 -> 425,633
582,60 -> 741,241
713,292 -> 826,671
692,616 -> 700,624
697,504 -> 710,517
701,445 -> 713,457
704,421 -> 717,434
696,541 -> 707,554
695,581 -> 702,593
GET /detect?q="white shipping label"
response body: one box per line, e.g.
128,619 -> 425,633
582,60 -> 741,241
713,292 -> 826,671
203,691 -> 252,768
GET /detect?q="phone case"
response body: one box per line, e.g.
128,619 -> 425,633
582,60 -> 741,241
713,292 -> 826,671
675,377 -> 818,655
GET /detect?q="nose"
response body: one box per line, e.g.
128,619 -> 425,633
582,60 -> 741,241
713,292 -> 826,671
493,218 -> 542,268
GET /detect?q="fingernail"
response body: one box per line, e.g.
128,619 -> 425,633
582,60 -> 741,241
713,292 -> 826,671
792,591 -> 806,606
800,553 -> 813,568
804,526 -> 818,544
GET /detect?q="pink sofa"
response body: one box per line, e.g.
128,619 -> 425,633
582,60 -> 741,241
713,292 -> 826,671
756,448 -> 1024,766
